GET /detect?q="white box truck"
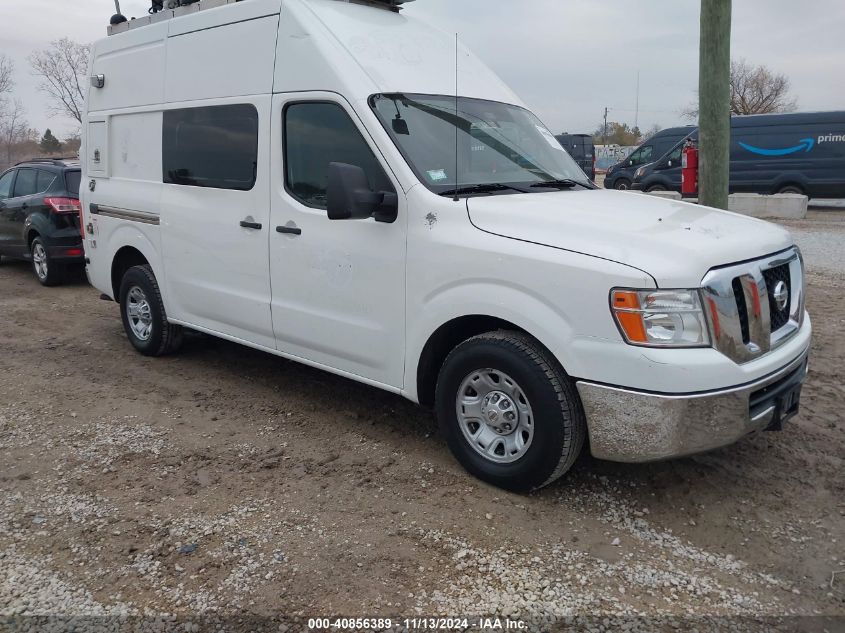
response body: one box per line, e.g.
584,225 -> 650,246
81,0 -> 811,491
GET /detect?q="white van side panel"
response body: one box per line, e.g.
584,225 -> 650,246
159,96 -> 275,350
110,112 -> 162,182
88,24 -> 168,113
165,15 -> 280,103
87,121 -> 108,177
168,0 -> 281,36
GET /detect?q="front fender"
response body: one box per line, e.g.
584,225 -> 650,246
404,281 -> 578,404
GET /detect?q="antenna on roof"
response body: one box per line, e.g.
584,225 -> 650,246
110,0 -> 127,25
452,33 -> 460,203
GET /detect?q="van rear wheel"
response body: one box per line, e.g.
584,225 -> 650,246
435,331 -> 586,492
778,184 -> 804,195
119,265 -> 183,357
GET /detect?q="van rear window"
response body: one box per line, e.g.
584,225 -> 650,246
163,104 -> 258,191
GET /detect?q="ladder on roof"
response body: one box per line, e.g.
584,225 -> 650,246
108,0 -> 414,36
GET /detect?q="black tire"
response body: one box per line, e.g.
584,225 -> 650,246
118,264 -> 183,357
435,331 -> 586,492
614,178 -> 632,191
646,184 -> 668,193
31,237 -> 65,287
778,184 -> 804,195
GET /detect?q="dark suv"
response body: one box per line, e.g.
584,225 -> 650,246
555,134 -> 596,181
0,159 -> 83,285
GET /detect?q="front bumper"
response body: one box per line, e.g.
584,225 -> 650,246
576,350 -> 809,462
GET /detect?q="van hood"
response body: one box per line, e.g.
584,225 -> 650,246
466,189 -> 794,287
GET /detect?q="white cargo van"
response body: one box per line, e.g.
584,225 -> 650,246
81,0 -> 811,491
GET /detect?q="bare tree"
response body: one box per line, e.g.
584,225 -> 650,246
682,58 -> 798,120
0,99 -> 30,169
729,59 -> 797,115
0,54 -> 13,96
28,38 -> 90,125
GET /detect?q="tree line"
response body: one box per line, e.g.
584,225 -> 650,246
591,59 -> 798,147
0,38 -> 88,171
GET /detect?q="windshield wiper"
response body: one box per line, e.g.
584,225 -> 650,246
440,183 -> 530,197
529,178 -> 593,190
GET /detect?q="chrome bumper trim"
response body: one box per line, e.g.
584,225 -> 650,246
576,351 -> 809,463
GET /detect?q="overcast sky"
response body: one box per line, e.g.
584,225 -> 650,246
1,0 -> 843,139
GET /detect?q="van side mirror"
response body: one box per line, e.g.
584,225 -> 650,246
327,162 -> 398,223
666,160 -> 673,168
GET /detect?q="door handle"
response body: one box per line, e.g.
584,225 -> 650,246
276,225 -> 302,236
240,220 -> 262,230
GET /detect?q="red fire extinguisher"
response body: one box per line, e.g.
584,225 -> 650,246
681,141 -> 699,196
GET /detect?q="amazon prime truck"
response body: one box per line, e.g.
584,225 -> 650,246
632,111 -> 845,197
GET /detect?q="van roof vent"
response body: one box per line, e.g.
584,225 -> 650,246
108,0 -> 415,36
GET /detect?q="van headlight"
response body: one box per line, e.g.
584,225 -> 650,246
611,289 -> 711,348
635,166 -> 646,179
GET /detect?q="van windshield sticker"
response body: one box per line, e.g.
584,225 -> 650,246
427,169 -> 448,182
536,126 -> 566,151
739,138 -> 814,157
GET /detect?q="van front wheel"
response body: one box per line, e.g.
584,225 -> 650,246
435,331 -> 586,492
119,265 -> 183,357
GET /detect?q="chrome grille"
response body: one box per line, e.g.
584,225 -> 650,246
731,277 -> 750,344
701,247 -> 805,364
762,264 -> 792,331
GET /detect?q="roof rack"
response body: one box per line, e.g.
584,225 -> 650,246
108,0 -> 414,35
15,157 -> 80,167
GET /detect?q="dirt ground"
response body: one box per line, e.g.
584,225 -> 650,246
1,214 -> 843,632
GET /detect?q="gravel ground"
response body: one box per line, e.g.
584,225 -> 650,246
0,215 -> 843,632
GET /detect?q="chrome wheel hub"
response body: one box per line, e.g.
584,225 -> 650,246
456,369 -> 534,464
126,286 -> 153,341
32,243 -> 48,280
481,390 -> 518,434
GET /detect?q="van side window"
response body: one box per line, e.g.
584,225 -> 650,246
630,145 -> 653,165
163,104 -> 258,191
666,146 -> 683,165
284,102 -> 394,209
12,169 -> 38,197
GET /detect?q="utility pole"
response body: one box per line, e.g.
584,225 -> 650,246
603,107 -> 609,145
634,71 -> 640,131
698,0 -> 732,210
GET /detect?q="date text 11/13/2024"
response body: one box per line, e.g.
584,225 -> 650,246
307,617 -> 528,630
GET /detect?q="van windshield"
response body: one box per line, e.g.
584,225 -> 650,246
371,94 -> 592,196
